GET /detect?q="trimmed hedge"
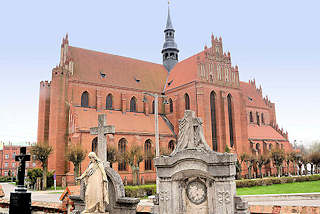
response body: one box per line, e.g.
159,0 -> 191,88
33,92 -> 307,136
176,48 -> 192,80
123,175 -> 320,198
125,184 -> 156,198
236,175 -> 320,188
0,176 -> 16,182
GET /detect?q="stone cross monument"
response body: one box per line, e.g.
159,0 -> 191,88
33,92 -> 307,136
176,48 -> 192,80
90,114 -> 115,165
9,147 -> 31,214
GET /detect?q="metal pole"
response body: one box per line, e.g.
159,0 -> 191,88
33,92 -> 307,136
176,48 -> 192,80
154,95 -> 160,194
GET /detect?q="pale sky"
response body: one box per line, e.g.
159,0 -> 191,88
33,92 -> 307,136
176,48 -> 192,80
0,0 -> 319,146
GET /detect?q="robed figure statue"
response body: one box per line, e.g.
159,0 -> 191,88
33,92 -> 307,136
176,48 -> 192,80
77,152 -> 109,213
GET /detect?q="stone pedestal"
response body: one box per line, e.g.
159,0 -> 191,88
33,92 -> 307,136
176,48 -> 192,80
71,166 -> 139,214
153,110 -> 250,214
9,191 -> 31,214
154,149 -> 237,214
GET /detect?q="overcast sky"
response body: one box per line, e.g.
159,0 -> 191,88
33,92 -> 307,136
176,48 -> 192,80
0,0 -> 319,146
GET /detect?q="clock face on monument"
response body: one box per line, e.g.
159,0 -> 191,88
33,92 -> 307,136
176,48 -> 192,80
186,180 -> 207,205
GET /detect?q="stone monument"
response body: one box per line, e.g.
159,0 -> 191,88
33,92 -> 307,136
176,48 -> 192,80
9,147 -> 31,214
153,110 -> 249,214
70,114 -> 140,214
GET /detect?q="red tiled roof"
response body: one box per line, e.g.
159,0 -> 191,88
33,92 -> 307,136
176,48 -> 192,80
68,46 -> 168,92
248,125 -> 287,141
165,52 -> 202,91
240,82 -> 269,109
73,107 -> 173,135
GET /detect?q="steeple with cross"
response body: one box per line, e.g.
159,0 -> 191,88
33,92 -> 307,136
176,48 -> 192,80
162,2 -> 179,73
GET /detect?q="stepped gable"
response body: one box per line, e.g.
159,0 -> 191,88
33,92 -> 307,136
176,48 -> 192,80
248,125 -> 287,141
240,81 -> 270,109
67,46 -> 168,92
165,52 -> 201,91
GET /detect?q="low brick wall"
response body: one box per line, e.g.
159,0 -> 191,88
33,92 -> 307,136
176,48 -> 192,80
250,205 -> 320,214
0,198 -> 63,214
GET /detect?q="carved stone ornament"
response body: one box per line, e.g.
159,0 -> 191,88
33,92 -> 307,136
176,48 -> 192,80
217,191 -> 231,206
186,180 -> 207,205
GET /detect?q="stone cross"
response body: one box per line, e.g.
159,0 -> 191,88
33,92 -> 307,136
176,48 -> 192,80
90,114 -> 115,165
15,147 -> 30,190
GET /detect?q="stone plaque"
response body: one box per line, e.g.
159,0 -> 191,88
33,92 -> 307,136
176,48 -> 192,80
186,180 -> 207,205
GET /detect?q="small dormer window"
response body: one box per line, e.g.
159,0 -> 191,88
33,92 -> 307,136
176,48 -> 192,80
134,77 -> 140,83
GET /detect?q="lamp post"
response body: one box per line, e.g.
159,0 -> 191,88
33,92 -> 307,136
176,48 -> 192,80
143,92 -> 167,193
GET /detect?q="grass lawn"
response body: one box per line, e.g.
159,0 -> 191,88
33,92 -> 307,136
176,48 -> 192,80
237,180 -> 320,195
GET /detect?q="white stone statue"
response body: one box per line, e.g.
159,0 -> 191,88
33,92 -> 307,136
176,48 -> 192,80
77,152 -> 109,213
172,110 -> 212,155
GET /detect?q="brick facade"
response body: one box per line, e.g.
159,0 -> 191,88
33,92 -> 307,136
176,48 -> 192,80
0,143 -> 36,177
38,30 -> 293,185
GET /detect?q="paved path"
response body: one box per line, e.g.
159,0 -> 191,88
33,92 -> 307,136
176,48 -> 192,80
243,193 -> 320,207
1,183 -> 63,203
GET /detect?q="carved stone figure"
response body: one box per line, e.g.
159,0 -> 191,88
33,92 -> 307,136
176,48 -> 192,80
172,110 -> 212,155
77,152 -> 109,213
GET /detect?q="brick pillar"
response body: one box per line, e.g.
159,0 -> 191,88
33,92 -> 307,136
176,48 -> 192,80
48,67 -> 69,185
37,81 -> 51,144
121,93 -> 127,113
96,89 -> 102,112
144,100 -> 149,116
219,91 -> 228,152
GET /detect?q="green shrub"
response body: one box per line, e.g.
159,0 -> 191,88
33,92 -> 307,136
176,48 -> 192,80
0,176 -> 14,182
236,175 -> 320,189
27,168 -> 54,189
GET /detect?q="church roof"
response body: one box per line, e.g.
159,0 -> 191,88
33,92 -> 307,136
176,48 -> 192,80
248,125 -> 287,141
165,52 -> 202,91
240,81 -> 270,109
72,107 -> 174,136
68,46 -> 168,92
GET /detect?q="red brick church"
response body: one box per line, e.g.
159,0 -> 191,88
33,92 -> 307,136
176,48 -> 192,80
37,8 -> 293,185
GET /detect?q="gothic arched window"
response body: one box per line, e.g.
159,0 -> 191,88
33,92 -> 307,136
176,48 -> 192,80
227,94 -> 234,147
92,137 -> 98,153
261,113 -> 265,124
250,111 -> 253,123
185,93 -> 190,110
210,91 -> 218,151
106,94 -> 113,110
118,138 -> 127,171
152,100 -> 155,114
168,140 -> 175,152
81,91 -> 89,108
144,139 -> 152,170
256,112 -> 260,126
130,96 -> 137,112
169,98 -> 173,113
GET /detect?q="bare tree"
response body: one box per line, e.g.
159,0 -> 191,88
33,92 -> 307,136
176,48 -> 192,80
66,144 -> 86,184
244,154 -> 256,179
256,154 -> 270,178
289,151 -> 300,175
271,148 -> 285,177
107,145 -> 117,168
309,152 -> 320,174
236,153 -> 248,179
30,144 -> 53,190
117,145 -> 154,185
